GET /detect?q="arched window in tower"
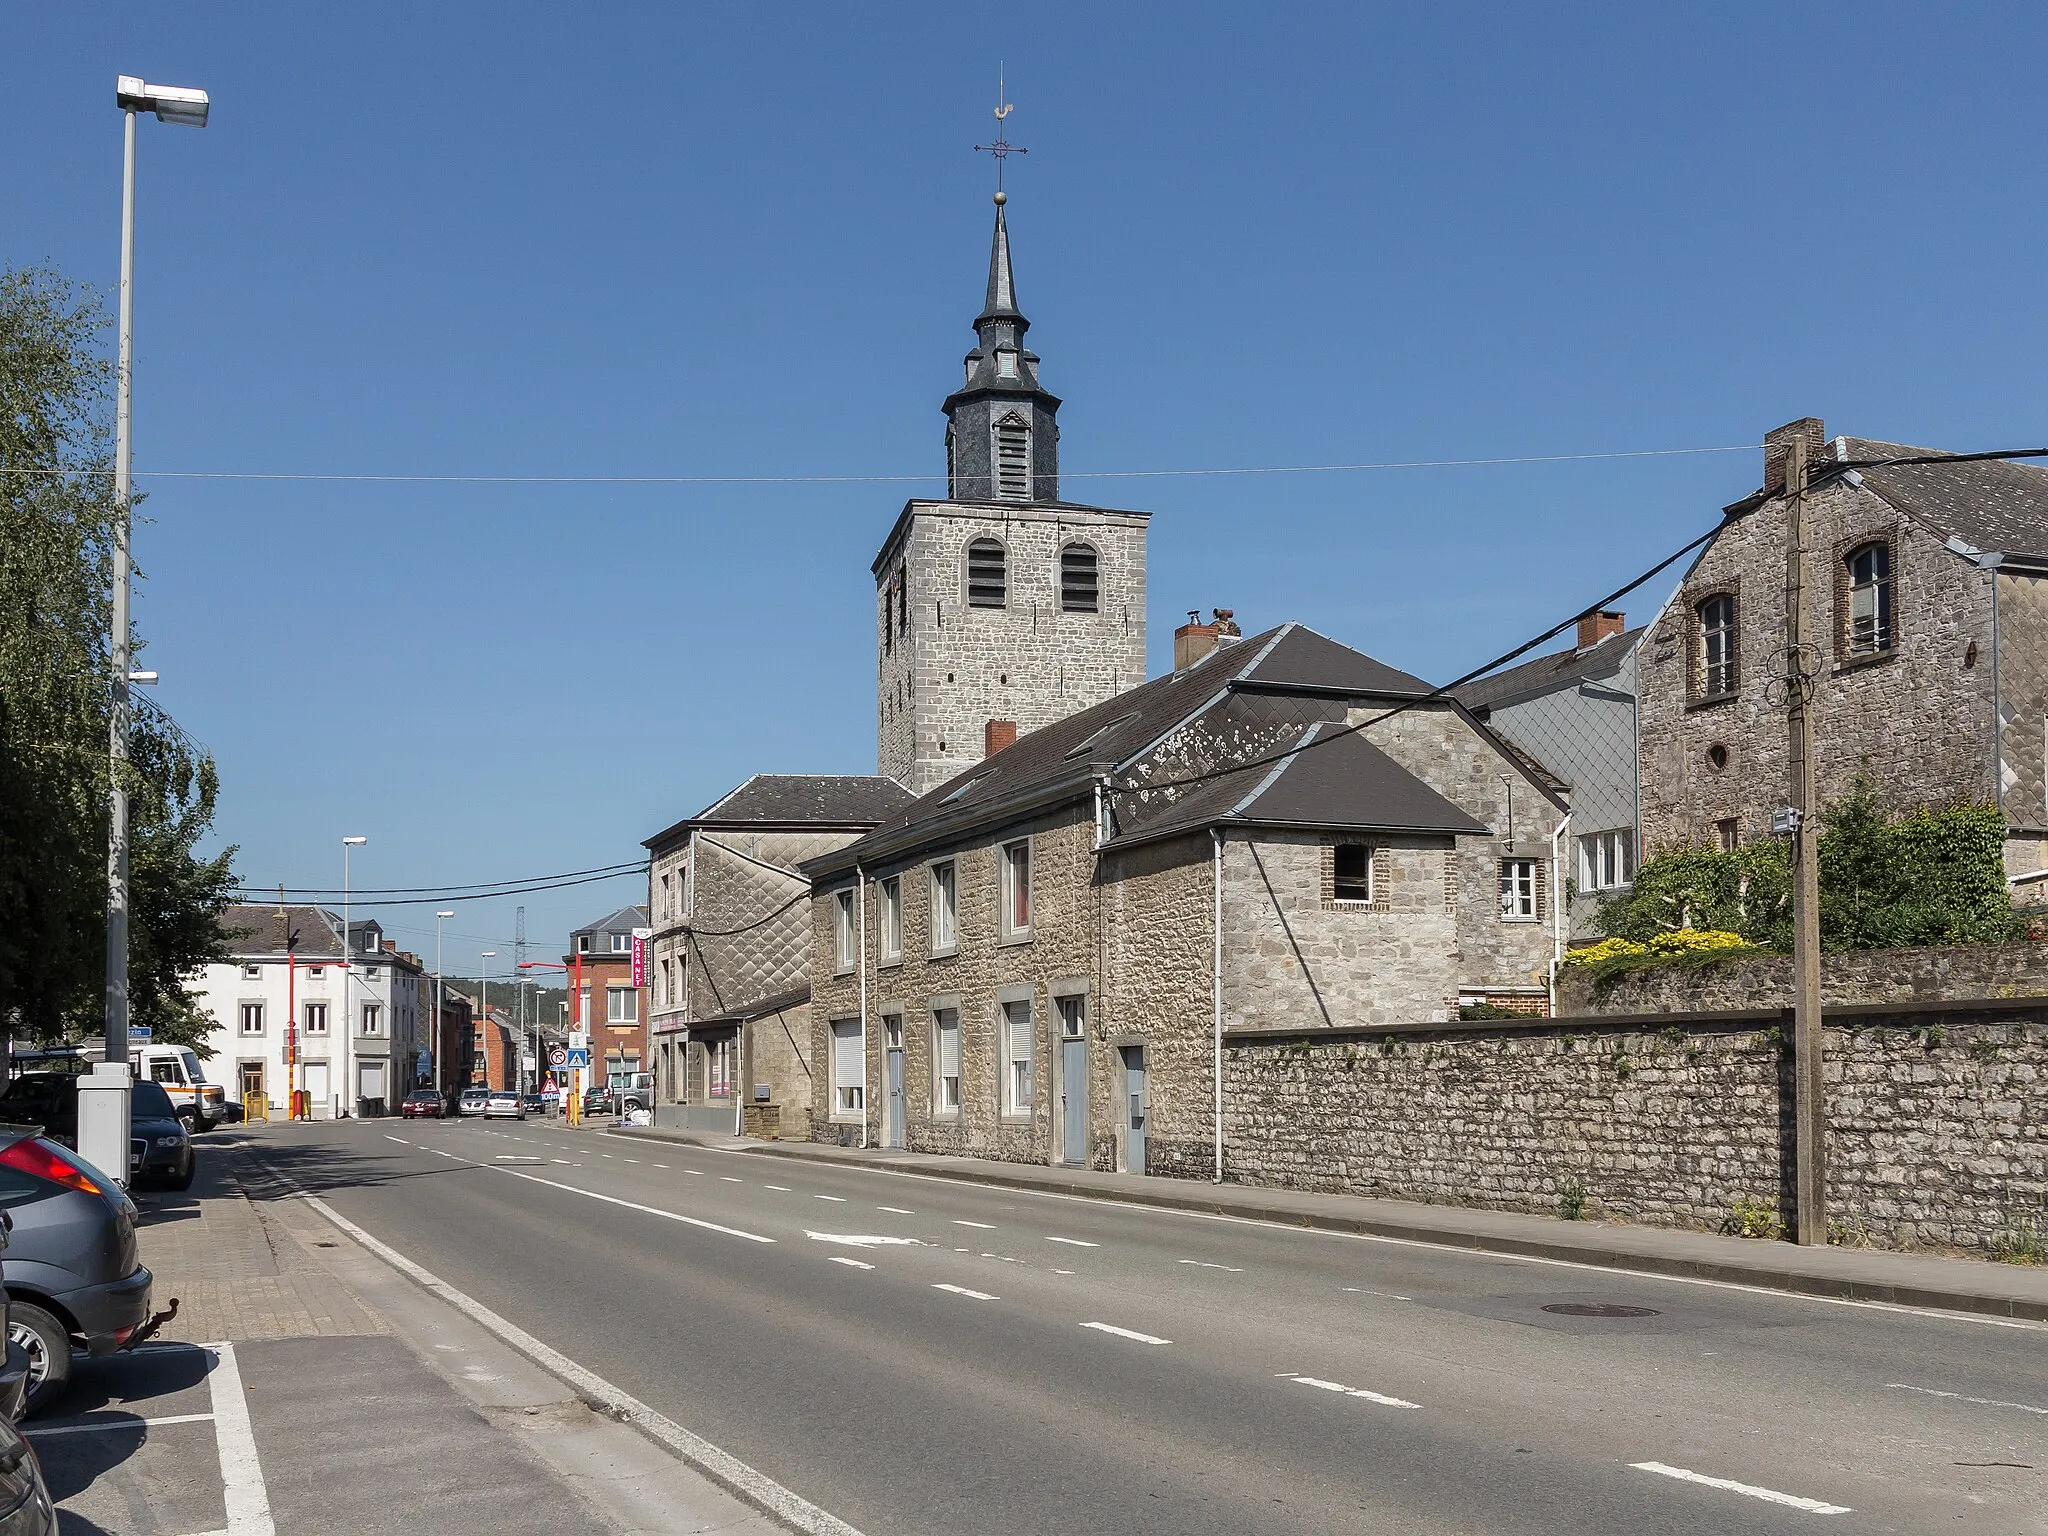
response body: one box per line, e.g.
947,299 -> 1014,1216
1059,542 -> 1099,613
993,413 -> 1031,501
966,538 -> 1008,608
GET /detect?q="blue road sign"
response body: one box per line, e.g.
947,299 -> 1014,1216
128,1026 -> 152,1042
565,1047 -> 591,1068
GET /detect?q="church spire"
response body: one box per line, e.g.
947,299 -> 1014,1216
944,188 -> 1061,503
980,192 -> 1020,323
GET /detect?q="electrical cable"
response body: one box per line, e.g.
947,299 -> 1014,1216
232,866 -> 645,908
677,889 -> 810,939
253,860 -> 646,897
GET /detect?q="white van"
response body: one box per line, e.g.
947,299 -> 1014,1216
77,1042 -> 227,1130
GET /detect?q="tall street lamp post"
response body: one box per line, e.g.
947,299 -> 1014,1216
84,77 -> 209,1189
341,836 -> 366,1116
434,910 -> 454,1105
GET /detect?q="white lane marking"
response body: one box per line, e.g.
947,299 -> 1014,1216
384,1136 -> 409,1145
1044,1236 -> 1097,1247
624,1158 -> 641,1164
1053,1269 -> 1076,1275
721,1176 -> 743,1183
1278,1373 -> 1419,1409
207,1340 -> 276,1535
952,1219 -> 996,1229
25,1411 -> 216,1438
1343,1286 -> 1413,1301
653,1164 -> 669,1169
764,1185 -> 792,1192
552,1159 -> 574,1165
932,1283 -> 998,1301
877,1206 -> 915,1215
814,1194 -> 847,1202
478,1167 -> 775,1243
1630,1462 -> 1850,1515
684,1169 -> 704,1176
1081,1322 -> 1170,1345
806,1232 -> 926,1247
1178,1259 -> 1243,1272
1887,1382 -> 2048,1416
273,1178 -> 867,1536
600,1154 -> 614,1159
827,1256 -> 875,1270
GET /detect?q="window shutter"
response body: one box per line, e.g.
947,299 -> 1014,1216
993,416 -> 1030,500
966,540 -> 1007,607
1059,543 -> 1099,612
937,1014 -> 961,1076
832,1020 -> 862,1087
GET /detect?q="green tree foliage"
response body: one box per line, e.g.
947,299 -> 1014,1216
0,267 -> 236,1050
1598,777 -> 2023,953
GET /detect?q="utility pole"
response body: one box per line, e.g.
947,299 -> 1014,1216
1783,434 -> 1827,1245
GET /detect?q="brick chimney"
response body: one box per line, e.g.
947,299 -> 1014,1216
984,719 -> 1017,757
1763,417 -> 1826,496
1576,610 -> 1625,650
1175,608 -> 1242,671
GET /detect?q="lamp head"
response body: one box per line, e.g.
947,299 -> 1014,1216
116,76 -> 210,127
343,836 -> 367,846
436,910 -> 455,919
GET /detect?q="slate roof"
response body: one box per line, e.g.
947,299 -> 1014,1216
808,622 -> 1556,877
1836,437 -> 2048,563
694,985 -> 811,1028
1452,626 -> 1645,714
570,905 -> 649,942
220,904 -> 343,958
644,775 -> 913,849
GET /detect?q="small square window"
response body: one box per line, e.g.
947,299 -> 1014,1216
1333,844 -> 1373,902
612,932 -> 629,954
1715,818 -> 1740,853
1499,859 -> 1537,921
242,964 -> 261,981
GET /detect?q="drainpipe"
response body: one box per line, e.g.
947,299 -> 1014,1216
1212,827 -> 1224,1184
1549,812 -> 1572,1017
1093,778 -> 1107,851
856,863 -> 869,1149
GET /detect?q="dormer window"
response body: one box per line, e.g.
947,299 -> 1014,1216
992,415 -> 1030,501
995,350 -> 1019,380
1059,543 -> 1099,613
966,538 -> 1007,607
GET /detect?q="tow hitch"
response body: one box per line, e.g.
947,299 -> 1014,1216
123,1298 -> 179,1352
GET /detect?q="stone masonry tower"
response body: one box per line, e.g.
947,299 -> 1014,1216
875,191 -> 1149,795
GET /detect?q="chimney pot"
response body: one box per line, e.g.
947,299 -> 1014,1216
1576,609 -> 1626,650
984,719 -> 1017,757
1174,611 -> 1222,671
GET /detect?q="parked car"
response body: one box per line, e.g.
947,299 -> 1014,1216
0,1129 -> 154,1416
400,1090 -> 445,1120
520,1093 -> 545,1116
0,1411 -> 56,1531
0,1076 -> 193,1192
608,1070 -> 654,1115
482,1090 -> 525,1121
582,1086 -> 614,1119
0,1214 -> 32,1424
456,1088 -> 490,1118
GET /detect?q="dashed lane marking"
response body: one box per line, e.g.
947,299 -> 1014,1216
932,1283 -> 998,1301
1630,1462 -> 1850,1515
827,1257 -> 875,1270
1044,1236 -> 1097,1247
952,1220 -> 996,1229
1277,1373 -> 1419,1409
1082,1322 -> 1171,1345
722,1176 -> 743,1183
765,1185 -> 792,1192
877,1206 -> 915,1215
1178,1259 -> 1244,1272
384,1136 -> 409,1145
482,1167 -> 775,1243
1343,1286 -> 1412,1301
815,1194 -> 847,1202
1887,1383 -> 2048,1416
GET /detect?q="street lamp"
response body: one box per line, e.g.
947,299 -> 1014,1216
87,74 -> 209,1189
434,911 -> 454,1104
341,837 -> 366,1117
480,952 -> 497,1088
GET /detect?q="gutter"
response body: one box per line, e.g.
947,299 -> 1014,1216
1549,812 -> 1571,1017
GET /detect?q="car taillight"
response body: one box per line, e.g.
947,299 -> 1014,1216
0,1139 -> 103,1196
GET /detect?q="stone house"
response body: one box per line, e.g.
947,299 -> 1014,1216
641,775 -> 911,1134
1456,610 -> 1645,935
1639,418 -> 2048,876
803,620 -> 1567,1178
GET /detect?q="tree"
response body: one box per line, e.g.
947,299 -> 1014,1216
0,266 -> 236,1049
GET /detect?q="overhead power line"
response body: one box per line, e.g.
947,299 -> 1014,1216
254,860 -> 646,897
236,866 -> 646,908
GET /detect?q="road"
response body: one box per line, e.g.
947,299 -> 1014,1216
240,1118 -> 2047,1535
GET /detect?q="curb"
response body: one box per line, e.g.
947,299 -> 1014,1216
605,1125 -> 2048,1324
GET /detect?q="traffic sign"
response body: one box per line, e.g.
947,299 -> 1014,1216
549,1046 -> 568,1067
569,1031 -> 589,1051
127,1026 -> 152,1042
565,1048 -> 591,1068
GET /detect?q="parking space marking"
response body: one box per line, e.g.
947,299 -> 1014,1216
1630,1462 -> 1850,1515
207,1340 -> 276,1535
24,1411 -> 216,1438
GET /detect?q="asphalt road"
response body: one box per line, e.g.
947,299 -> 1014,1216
239,1118 -> 2047,1535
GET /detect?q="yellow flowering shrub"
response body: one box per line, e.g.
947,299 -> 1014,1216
1562,930 -> 1755,968
1562,937 -> 1646,967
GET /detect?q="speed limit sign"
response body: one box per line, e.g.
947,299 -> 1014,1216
549,1046 -> 568,1068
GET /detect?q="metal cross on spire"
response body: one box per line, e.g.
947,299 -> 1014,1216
974,65 -> 1027,197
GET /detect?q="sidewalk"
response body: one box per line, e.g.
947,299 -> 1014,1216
44,1126 -> 783,1535
603,1123 -> 2048,1324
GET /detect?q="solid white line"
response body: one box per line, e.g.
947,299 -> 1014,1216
827,1256 -> 875,1270
1343,1286 -> 1413,1301
764,1185 -> 792,1192
24,1411 -> 216,1437
483,1166 -> 775,1243
276,1183 -> 866,1536
951,1219 -> 995,1229
814,1194 -> 847,1202
1178,1259 -> 1243,1272
1630,1461 -> 1850,1515
207,1340 -> 275,1535
383,1136 -> 409,1145
877,1206 -> 914,1215
1279,1373 -> 1419,1409
1081,1322 -> 1170,1345
1044,1236 -> 1098,1247
932,1283 -> 998,1301
1887,1382 -> 2048,1415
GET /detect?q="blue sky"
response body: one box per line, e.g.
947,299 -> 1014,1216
6,4 -> 2044,973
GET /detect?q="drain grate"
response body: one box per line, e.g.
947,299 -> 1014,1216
1542,1302 -> 1660,1318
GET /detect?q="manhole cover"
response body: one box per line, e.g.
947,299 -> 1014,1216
1541,1302 -> 1660,1318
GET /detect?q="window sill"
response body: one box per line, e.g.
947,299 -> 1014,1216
1000,1111 -> 1034,1125
832,965 -> 855,979
1686,691 -> 1739,711
1833,647 -> 1898,676
931,1108 -> 962,1121
1499,915 -> 1540,925
929,946 -> 959,962
1325,898 -> 1376,910
878,955 -> 903,971
997,931 -> 1034,948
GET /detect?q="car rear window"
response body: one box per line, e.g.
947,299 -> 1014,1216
132,1082 -> 177,1119
0,1076 -> 75,1121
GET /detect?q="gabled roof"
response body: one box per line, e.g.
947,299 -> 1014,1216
1452,626 -> 1645,714
1233,623 -> 1432,697
220,904 -> 344,959
570,905 -> 649,941
1836,437 -> 2048,563
644,775 -> 913,849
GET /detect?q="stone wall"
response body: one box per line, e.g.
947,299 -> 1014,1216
1557,941 -> 2048,1016
1222,1010 -> 2048,1255
1636,475 -> 1995,856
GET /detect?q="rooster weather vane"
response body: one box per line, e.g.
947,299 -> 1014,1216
974,65 -> 1027,199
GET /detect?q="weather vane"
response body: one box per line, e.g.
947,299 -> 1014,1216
974,64 -> 1027,199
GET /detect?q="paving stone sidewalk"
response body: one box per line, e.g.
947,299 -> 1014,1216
606,1121 -> 2048,1322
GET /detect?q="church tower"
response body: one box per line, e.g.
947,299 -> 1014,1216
874,191 -> 1149,796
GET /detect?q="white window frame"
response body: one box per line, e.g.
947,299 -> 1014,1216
999,838 -> 1032,943
931,1007 -> 962,1115
607,986 -> 636,1025
708,1036 -> 736,1100
929,861 -> 958,956
239,1001 -> 264,1036
1576,829 -> 1636,893
1000,995 -> 1035,1117
303,1001 -> 329,1035
1847,541 -> 1893,654
1499,858 -> 1538,922
830,1019 -> 865,1121
1698,593 -> 1737,698
879,875 -> 903,965
834,889 -> 858,973
360,1003 -> 382,1036
611,932 -> 630,954
242,963 -> 261,981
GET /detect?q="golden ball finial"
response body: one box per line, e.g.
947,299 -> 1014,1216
993,189 -> 1007,206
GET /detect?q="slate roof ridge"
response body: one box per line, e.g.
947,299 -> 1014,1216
1452,625 -> 1646,713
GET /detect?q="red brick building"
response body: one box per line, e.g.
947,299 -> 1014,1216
567,905 -> 650,1089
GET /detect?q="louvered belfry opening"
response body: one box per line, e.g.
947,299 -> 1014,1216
993,414 -> 1031,500
966,538 -> 1008,607
1060,542 -> 1099,612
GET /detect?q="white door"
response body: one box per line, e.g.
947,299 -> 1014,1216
359,1061 -> 386,1109
305,1061 -> 330,1118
